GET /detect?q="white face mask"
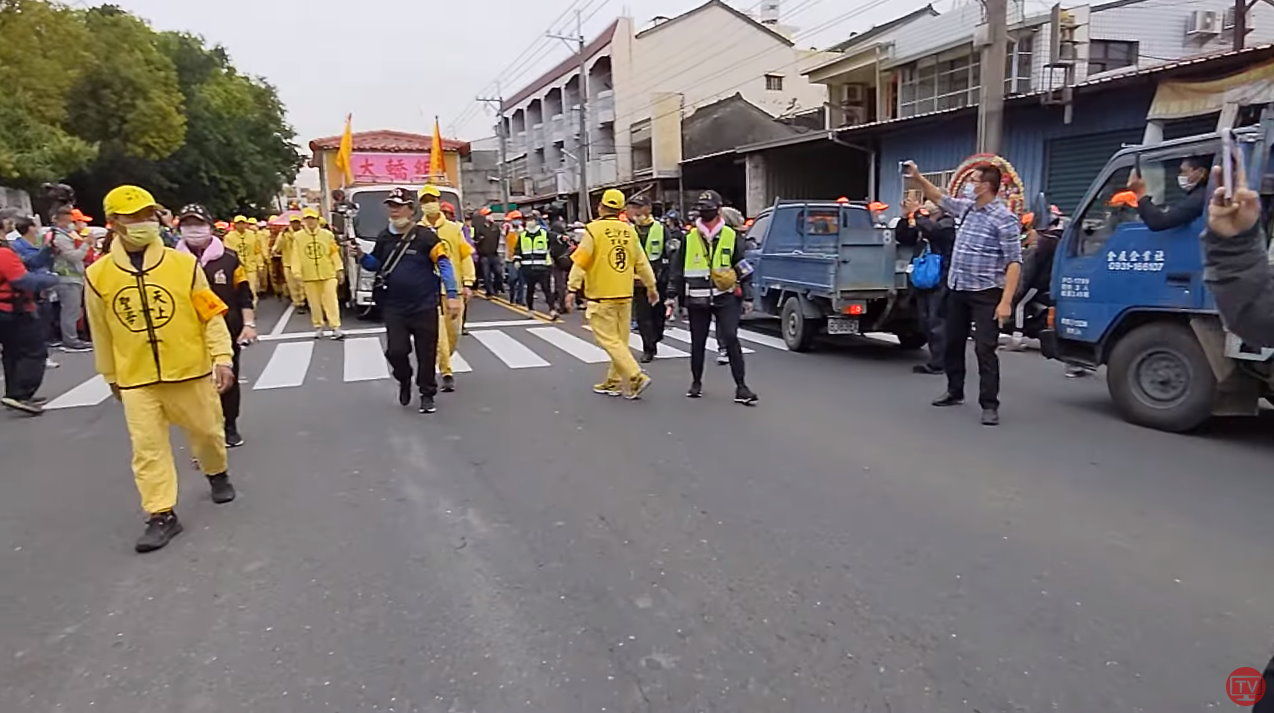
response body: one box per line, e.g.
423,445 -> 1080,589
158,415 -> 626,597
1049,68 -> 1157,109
1177,174 -> 1197,191
390,216 -> 413,231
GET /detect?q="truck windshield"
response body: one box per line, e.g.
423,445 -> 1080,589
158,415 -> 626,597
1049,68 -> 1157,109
350,187 -> 463,239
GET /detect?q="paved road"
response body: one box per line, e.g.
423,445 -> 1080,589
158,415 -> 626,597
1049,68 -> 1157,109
4,295 -> 1273,712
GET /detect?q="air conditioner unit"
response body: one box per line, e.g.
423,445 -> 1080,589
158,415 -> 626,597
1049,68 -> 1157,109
1188,10 -> 1220,37
1224,6 -> 1237,30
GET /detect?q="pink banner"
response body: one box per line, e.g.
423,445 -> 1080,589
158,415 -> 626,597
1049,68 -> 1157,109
350,152 -> 431,183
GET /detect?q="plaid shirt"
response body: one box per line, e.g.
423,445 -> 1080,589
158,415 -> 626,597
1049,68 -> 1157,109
940,195 -> 1022,292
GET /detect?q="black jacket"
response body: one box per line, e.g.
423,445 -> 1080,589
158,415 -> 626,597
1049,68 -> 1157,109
549,231 -> 574,270
363,225 -> 446,316
474,218 -> 502,257
1137,183 -> 1206,232
1203,222 -> 1274,346
895,212 -> 956,287
203,248 -> 254,337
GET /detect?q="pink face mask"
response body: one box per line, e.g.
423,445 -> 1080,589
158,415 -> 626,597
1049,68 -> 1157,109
181,224 -> 213,248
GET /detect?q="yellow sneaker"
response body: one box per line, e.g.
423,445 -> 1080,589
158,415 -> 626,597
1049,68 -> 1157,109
624,372 -> 653,400
593,380 -> 622,397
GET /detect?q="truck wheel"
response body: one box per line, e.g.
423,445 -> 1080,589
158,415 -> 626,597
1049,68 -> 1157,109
1106,323 -> 1216,432
897,333 -> 928,350
781,297 -> 820,352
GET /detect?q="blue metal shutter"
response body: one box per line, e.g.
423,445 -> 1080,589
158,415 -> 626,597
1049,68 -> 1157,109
1045,128 -> 1145,214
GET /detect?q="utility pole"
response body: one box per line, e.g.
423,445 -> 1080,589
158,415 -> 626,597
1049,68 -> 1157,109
977,0 -> 1008,154
1234,0 -> 1248,51
476,81 -> 510,211
550,10 -> 590,221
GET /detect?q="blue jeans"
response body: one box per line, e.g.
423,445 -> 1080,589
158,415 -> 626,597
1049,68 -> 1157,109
479,255 -> 502,295
506,263 -> 525,304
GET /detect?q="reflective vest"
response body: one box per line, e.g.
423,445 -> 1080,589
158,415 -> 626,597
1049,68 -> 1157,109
292,228 -> 340,281
85,244 -> 227,389
642,222 -> 665,262
519,230 -> 551,268
577,218 -> 641,300
684,226 -> 737,300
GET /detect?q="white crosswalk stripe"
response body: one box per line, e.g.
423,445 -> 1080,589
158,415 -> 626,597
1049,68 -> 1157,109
254,341 -> 314,390
34,324 -> 791,409
470,330 -> 550,368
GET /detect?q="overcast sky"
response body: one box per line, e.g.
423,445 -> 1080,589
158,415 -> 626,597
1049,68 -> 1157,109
111,0 -> 980,186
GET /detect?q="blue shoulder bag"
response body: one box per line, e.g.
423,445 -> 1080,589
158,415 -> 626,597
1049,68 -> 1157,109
909,238 -> 943,290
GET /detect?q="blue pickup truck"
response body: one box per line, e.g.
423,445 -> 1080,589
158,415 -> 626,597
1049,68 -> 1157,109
745,200 -> 924,351
1041,123 -> 1274,431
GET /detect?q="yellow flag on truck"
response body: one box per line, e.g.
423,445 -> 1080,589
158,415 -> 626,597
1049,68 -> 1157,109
334,114 -> 354,187
429,116 -> 445,183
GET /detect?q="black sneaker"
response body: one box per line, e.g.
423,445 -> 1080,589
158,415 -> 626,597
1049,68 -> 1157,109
932,393 -> 964,407
639,350 -> 656,364
441,374 -> 455,393
297,305 -> 309,314
685,382 -> 703,398
419,395 -> 437,414
225,426 -> 244,448
1,396 -> 45,415
980,408 -> 1000,426
135,511 -> 183,553
208,473 -> 236,504
733,385 -> 759,406
912,364 -> 943,375
398,380 -> 412,406
60,340 -> 92,353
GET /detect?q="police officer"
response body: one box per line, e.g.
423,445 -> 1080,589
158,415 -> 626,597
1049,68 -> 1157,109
84,185 -> 238,553
566,189 -> 659,399
515,216 -> 554,313
626,195 -> 668,362
175,204 -> 257,448
668,189 -> 758,405
352,188 -> 460,414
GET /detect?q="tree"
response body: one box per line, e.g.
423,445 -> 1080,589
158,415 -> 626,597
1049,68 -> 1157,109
0,0 -> 96,184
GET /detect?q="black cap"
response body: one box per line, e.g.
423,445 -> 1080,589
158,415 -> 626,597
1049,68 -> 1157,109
177,203 -> 214,224
695,190 -> 722,209
383,187 -> 415,206
626,194 -> 651,207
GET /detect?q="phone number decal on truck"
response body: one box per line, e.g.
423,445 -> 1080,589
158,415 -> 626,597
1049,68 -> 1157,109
1106,250 -> 1166,272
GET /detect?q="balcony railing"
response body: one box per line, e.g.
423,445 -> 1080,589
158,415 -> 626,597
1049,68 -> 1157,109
592,90 -> 615,124
588,154 -> 618,186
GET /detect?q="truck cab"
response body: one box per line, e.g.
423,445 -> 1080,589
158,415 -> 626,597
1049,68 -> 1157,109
341,183 -> 463,314
1042,125 -> 1274,431
746,200 -> 923,351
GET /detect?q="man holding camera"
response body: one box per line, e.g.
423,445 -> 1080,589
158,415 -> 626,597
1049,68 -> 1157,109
904,161 -> 1021,426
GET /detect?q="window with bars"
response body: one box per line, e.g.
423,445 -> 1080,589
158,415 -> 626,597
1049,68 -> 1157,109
897,37 -> 1034,118
765,74 -> 784,91
1088,40 -> 1137,76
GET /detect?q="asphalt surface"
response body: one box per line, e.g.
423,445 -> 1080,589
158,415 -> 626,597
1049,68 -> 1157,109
3,295 -> 1273,713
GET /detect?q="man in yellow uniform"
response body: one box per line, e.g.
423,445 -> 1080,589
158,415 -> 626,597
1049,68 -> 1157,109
566,188 -> 660,399
223,215 -> 263,301
275,214 -> 307,312
290,207 -> 345,339
419,185 -> 475,393
84,185 -> 239,553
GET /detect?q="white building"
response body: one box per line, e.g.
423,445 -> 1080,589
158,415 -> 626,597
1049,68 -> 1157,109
498,0 -> 834,214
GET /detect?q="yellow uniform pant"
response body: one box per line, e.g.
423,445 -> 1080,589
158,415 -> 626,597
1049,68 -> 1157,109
436,298 -> 464,375
120,377 -> 228,514
586,299 -> 641,385
244,270 -> 259,299
302,278 -> 341,329
283,265 -> 306,306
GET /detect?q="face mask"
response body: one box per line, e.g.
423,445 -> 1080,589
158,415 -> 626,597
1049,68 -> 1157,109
1177,174 -> 1197,191
422,202 -> 442,218
699,206 -> 719,222
117,221 -> 161,250
634,214 -> 653,226
962,182 -> 977,199
181,224 -> 213,248
390,216 -> 413,231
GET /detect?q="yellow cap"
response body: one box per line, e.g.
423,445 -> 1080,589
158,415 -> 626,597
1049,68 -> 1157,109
301,207 -> 320,219
102,185 -> 157,216
233,215 -> 248,223
418,185 -> 441,199
601,188 -> 626,209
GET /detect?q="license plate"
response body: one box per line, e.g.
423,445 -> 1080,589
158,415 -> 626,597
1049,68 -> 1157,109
827,317 -> 860,335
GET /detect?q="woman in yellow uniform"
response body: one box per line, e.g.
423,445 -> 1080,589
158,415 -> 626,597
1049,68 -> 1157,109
418,185 -> 475,393
566,189 -> 660,399
275,214 -> 307,312
290,207 -> 345,339
84,185 -> 239,553
222,216 -> 263,301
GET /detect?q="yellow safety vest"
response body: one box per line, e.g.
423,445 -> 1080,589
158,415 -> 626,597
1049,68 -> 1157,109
684,226 -> 736,300
642,221 -> 665,261
292,228 -> 340,281
519,230 -> 551,267
223,229 -> 260,271
577,218 -> 641,300
85,242 -> 227,389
